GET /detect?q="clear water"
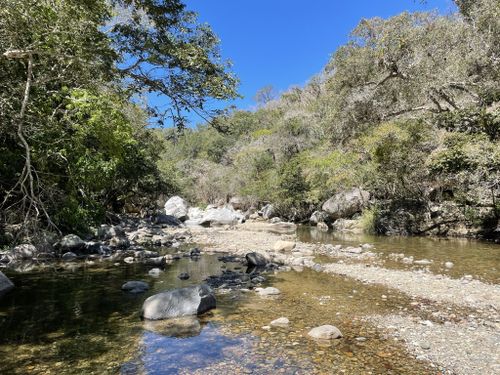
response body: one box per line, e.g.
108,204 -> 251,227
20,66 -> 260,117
1,230 -> 498,374
298,226 -> 500,283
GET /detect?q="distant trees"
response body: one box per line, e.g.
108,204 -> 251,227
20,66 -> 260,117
160,0 -> 499,232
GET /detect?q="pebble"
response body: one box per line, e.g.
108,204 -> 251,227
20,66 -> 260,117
444,261 -> 454,269
420,341 -> 431,350
270,317 -> 290,327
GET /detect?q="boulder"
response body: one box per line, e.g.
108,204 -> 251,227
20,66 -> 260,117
178,273 -> 190,280
317,222 -> 329,231
164,196 -> 189,221
260,204 -> 276,219
12,244 -> 37,259
58,234 -> 85,253
273,240 -> 296,252
308,325 -> 343,340
331,218 -> 363,233
151,214 -> 182,226
141,284 -> 216,320
197,207 -> 245,226
0,271 -> 14,298
246,252 -> 270,267
229,196 -> 246,210
187,207 -> 205,221
322,188 -> 370,220
122,281 -> 149,293
110,236 -> 130,249
97,225 -> 125,240
309,211 -> 329,225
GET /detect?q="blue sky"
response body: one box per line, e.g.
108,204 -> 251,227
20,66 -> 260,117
179,0 -> 457,125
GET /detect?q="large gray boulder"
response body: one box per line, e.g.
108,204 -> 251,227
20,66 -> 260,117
259,204 -> 276,219
141,284 -> 216,320
58,234 -> 85,253
322,188 -> 370,220
246,252 -> 270,267
164,196 -> 189,221
12,244 -> 37,259
0,271 -> 14,298
197,207 -> 245,226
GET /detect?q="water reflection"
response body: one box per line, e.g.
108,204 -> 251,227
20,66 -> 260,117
298,226 -> 500,282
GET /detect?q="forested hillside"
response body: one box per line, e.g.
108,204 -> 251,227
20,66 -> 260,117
159,0 -> 499,238
0,0 -> 237,243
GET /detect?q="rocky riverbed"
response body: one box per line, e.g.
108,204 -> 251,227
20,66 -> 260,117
188,222 -> 500,375
1,218 -> 498,374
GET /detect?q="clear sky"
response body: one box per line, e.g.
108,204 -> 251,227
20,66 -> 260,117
180,0 -> 457,125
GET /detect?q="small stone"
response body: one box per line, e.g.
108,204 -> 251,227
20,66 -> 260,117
444,261 -> 454,269
255,287 -> 281,296
270,317 -> 290,327
420,341 -> 431,350
178,273 -> 190,280
308,325 -> 342,340
124,257 -> 134,264
273,240 -> 296,252
148,268 -> 162,277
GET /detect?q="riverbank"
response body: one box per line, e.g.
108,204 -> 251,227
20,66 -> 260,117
188,222 -> 500,375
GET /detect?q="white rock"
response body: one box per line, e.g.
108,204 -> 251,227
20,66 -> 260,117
270,317 -> 290,326
273,240 -> 296,252
444,261 -> 454,269
308,325 -> 343,340
255,287 -> 281,296
148,268 -> 162,277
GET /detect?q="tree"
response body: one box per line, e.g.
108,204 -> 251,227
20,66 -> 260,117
0,0 -> 238,238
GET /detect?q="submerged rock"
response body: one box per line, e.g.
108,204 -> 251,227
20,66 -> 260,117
178,272 -> 190,280
246,252 -> 270,267
0,271 -> 14,298
308,325 -> 343,340
255,287 -> 281,296
122,281 -> 149,294
143,316 -> 202,338
270,317 -> 290,327
141,284 -> 216,320
61,252 -> 77,261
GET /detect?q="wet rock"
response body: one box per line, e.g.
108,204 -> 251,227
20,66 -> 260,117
309,211 -> 329,225
143,316 -> 202,338
164,196 -> 189,221
143,256 -> 168,267
273,240 -> 296,252
246,252 -> 270,267
255,287 -> 281,296
308,325 -> 343,340
317,222 -> 329,231
134,250 -> 160,259
141,284 -> 216,320
61,252 -> 77,261
58,234 -> 85,253
270,317 -> 290,327
122,281 -> 149,293
0,271 -> 14,298
190,248 -> 201,257
178,272 -> 190,280
148,268 -> 162,277
84,241 -> 103,254
124,257 -> 134,264
12,244 -> 37,259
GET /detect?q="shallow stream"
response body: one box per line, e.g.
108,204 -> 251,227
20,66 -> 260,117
1,231 -> 498,374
